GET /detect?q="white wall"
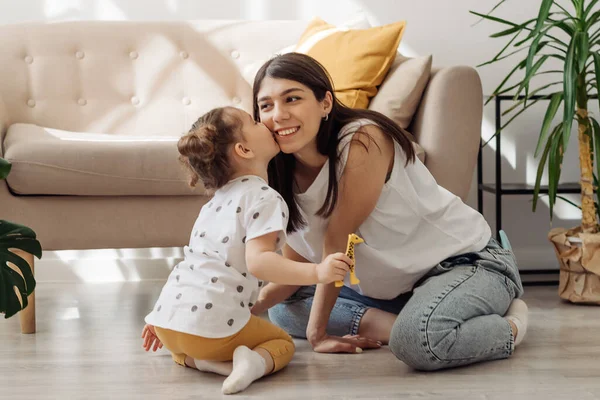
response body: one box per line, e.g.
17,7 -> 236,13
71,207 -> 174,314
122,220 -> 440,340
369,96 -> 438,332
1,0 -> 590,279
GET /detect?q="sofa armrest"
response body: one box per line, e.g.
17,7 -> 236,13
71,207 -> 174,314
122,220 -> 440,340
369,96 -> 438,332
0,95 -> 9,158
410,66 -> 483,201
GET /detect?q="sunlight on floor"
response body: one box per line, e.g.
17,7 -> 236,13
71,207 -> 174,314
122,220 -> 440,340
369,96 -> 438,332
59,307 -> 81,321
39,247 -> 183,283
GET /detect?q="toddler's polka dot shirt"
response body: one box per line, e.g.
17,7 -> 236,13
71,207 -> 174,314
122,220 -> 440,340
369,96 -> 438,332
145,175 -> 289,338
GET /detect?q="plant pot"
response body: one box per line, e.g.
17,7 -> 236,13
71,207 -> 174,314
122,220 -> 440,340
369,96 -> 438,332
548,226 -> 600,304
8,249 -> 36,333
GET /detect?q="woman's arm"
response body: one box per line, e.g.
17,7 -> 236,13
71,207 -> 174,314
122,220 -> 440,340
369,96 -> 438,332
246,232 -> 351,285
307,125 -> 394,353
250,244 -> 307,315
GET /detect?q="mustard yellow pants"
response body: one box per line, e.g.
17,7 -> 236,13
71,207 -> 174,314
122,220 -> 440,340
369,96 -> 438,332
154,315 -> 295,374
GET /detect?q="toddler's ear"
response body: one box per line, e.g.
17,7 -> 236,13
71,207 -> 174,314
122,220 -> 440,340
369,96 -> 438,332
234,142 -> 254,159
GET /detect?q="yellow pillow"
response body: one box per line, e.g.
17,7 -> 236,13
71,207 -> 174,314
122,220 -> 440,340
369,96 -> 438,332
294,18 -> 406,109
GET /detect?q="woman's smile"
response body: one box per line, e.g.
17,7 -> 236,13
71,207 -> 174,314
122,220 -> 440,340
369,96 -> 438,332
275,126 -> 300,139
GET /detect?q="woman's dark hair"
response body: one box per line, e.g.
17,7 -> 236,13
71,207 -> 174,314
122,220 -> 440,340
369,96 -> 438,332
178,106 -> 242,193
252,52 -> 416,233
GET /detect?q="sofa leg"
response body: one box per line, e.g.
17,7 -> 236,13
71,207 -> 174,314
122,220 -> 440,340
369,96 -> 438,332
16,251 -> 36,334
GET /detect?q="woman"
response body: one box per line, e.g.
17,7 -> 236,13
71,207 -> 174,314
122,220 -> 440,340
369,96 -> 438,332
249,52 -> 528,371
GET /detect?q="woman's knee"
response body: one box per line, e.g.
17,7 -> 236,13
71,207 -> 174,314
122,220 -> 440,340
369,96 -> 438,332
389,309 -> 446,371
267,302 -> 309,338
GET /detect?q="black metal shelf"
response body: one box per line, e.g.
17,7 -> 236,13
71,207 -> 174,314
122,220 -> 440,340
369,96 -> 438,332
476,94 -> 585,238
479,182 -> 580,195
476,94 -> 585,285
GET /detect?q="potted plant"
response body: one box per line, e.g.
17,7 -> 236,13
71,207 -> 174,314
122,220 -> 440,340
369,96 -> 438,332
0,156 -> 41,331
472,0 -> 600,304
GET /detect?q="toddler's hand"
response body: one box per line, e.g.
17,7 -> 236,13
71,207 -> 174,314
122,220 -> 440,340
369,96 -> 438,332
142,324 -> 163,352
316,253 -> 352,284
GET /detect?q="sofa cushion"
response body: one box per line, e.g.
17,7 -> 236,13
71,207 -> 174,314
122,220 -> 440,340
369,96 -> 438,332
294,18 -> 406,109
3,123 -> 202,196
368,54 -> 433,129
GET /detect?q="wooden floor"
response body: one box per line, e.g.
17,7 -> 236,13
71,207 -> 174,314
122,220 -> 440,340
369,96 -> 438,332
1,282 -> 600,399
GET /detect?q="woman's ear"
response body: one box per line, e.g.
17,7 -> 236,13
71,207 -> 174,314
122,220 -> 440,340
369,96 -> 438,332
323,91 -> 334,115
234,142 -> 254,159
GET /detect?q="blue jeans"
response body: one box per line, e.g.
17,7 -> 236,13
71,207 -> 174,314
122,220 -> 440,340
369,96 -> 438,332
268,237 -> 524,371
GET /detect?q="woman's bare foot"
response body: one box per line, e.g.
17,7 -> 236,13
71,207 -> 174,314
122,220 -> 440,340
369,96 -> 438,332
358,308 -> 397,345
504,298 -> 528,346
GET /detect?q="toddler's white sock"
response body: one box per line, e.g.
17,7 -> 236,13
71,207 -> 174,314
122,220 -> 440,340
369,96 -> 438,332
221,346 -> 267,395
191,358 -> 232,376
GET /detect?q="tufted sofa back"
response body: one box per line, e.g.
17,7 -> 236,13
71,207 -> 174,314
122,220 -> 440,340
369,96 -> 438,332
0,20 -> 307,137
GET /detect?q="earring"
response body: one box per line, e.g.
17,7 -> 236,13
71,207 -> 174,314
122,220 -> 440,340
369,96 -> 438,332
323,114 -> 329,121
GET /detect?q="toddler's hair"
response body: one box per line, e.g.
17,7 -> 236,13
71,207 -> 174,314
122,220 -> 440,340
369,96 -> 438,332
178,107 -> 242,192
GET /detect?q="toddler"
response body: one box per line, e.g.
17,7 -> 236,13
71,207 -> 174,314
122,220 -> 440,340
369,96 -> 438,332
141,106 -> 352,395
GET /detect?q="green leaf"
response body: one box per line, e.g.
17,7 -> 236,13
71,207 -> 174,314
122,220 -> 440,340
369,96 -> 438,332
517,0 -> 556,47
536,93 -> 564,157
546,42 -> 568,54
486,0 -> 510,18
524,34 -> 547,100
0,220 -> 41,319
585,10 -> 600,30
535,0 -> 555,34
555,2 -> 574,17
584,0 -> 600,19
578,32 -> 590,74
490,18 -> 537,37
532,123 -> 560,212
503,82 -> 561,115
516,54 -> 551,98
593,52 -> 600,116
591,27 -> 600,43
484,42 -> 551,105
548,53 -> 567,62
574,0 -> 584,17
548,125 -> 565,217
545,18 -> 576,37
477,30 -> 523,68
477,46 -> 528,67
483,97 -> 546,147
485,65 -> 522,105
0,158 -> 10,180
469,10 -> 520,27
563,33 -> 579,148
556,194 -> 581,209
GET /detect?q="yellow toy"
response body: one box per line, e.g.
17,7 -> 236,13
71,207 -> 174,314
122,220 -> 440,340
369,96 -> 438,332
335,233 -> 364,287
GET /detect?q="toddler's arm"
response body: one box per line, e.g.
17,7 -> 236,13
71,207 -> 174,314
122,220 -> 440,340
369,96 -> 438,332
246,232 -> 351,285
250,244 -> 308,314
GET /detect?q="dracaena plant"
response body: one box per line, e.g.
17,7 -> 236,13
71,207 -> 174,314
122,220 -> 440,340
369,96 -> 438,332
0,156 -> 40,319
472,0 -> 600,233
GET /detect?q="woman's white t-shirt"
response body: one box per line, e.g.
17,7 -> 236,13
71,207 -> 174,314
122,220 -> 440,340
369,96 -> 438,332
145,175 -> 289,338
286,119 -> 491,299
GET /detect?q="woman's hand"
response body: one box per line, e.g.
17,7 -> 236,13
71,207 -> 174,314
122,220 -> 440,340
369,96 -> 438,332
308,330 -> 382,353
141,324 -> 163,352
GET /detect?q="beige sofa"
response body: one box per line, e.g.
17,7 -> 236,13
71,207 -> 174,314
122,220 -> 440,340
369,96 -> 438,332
0,21 -> 483,333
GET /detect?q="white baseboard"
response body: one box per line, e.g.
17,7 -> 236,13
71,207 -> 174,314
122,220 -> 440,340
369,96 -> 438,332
33,245 -> 560,283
